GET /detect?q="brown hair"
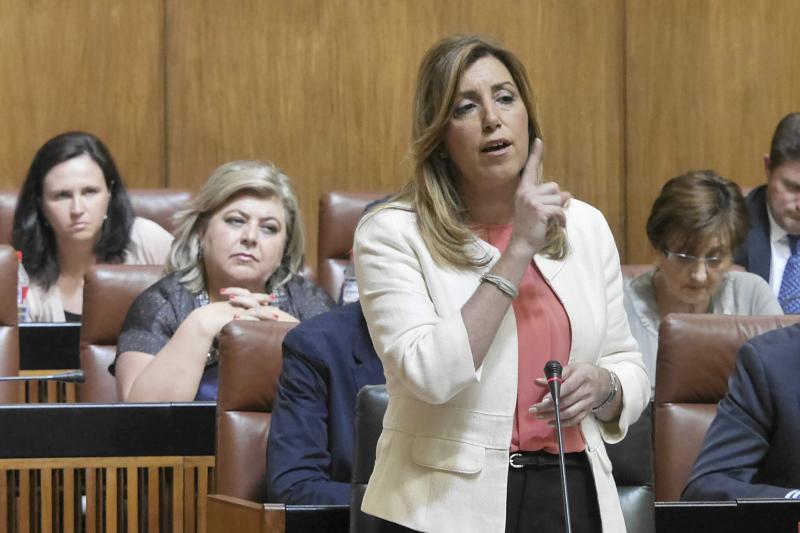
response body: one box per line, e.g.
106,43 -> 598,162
646,170 -> 749,256
768,112 -> 800,170
387,34 -> 566,268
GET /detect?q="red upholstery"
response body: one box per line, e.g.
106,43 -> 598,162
317,191 -> 387,301
0,191 -> 16,246
214,320 -> 297,501
78,264 -> 163,402
129,188 -> 192,234
0,245 -> 20,402
653,313 -> 800,501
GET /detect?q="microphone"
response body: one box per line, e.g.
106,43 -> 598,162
0,369 -> 86,383
544,360 -> 572,533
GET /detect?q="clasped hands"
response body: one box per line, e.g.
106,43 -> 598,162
194,287 -> 298,338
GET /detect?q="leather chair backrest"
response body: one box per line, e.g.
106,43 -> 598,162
317,191 -> 387,302
0,245 -> 20,402
79,264 -> 164,403
0,192 -> 16,246
0,188 -> 190,245
215,320 -> 297,502
129,188 -> 192,234
653,313 -> 800,501
350,385 -> 655,533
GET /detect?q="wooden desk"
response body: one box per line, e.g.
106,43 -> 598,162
0,402 -> 215,532
18,323 -> 81,403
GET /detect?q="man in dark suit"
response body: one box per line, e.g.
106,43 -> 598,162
266,301 -> 385,504
682,323 -> 800,500
735,112 -> 800,312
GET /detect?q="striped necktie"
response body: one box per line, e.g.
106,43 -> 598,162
778,235 -> 800,313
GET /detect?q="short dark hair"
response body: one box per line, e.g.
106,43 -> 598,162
768,112 -> 800,170
12,131 -> 135,289
646,170 -> 749,256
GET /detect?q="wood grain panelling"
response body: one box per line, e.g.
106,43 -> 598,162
625,0 -> 800,263
0,0 -> 164,192
167,0 -> 625,267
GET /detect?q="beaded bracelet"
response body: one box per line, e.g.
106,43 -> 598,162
480,272 -> 519,299
592,370 -> 618,413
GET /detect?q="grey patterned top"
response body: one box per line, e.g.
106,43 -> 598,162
111,272 -> 334,400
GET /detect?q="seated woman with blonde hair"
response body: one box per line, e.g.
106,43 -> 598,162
113,161 -> 333,402
624,170 -> 782,394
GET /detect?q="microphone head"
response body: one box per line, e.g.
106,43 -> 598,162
60,370 -> 86,383
544,360 -> 563,379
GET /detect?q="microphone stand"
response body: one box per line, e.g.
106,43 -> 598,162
0,370 -> 86,383
551,387 -> 572,533
545,360 -> 572,533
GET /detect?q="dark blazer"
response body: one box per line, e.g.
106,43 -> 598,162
682,323 -> 800,500
266,302 -> 385,504
734,184 -> 772,282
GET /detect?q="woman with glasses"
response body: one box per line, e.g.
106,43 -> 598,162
624,170 -> 781,395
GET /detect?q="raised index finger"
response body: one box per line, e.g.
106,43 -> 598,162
519,137 -> 544,188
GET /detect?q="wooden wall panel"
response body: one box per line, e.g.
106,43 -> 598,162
0,0 -> 164,193
625,0 -> 800,263
167,0 -> 625,267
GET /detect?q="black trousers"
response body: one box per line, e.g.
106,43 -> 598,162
505,452 -> 602,533
370,453 -> 601,533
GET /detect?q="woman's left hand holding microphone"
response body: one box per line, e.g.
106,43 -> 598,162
529,362 -> 613,427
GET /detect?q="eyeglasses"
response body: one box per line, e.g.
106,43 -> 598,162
664,251 -> 727,270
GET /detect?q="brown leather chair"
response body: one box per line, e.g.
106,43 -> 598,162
0,191 -> 17,245
78,264 -> 163,402
129,188 -> 192,234
0,188 -> 190,245
317,191 -> 387,301
0,245 -> 20,402
207,320 -> 297,532
653,313 -> 800,501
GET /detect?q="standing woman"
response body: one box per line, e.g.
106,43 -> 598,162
12,132 -> 173,322
354,36 -> 649,532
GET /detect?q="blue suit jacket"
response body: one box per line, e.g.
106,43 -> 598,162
682,323 -> 800,500
734,184 -> 772,282
266,302 -> 385,504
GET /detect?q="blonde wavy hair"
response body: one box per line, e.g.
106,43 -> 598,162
167,160 -> 305,293
391,34 -> 567,268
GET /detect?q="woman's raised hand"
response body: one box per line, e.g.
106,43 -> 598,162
509,138 -> 571,256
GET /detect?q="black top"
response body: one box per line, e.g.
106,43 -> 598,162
111,272 -> 334,400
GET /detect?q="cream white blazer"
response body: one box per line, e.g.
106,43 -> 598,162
353,199 -> 649,533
